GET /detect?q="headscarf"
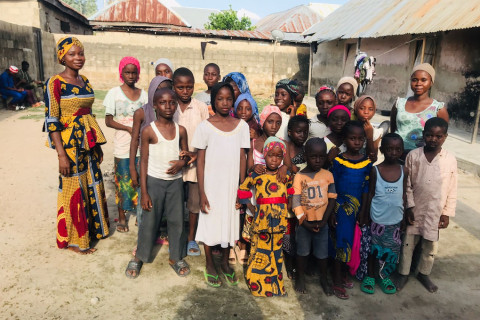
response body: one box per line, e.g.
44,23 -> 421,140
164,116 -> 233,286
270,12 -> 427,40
354,95 -> 377,113
140,76 -> 172,133
153,58 -> 174,72
412,63 -> 435,83
260,105 -> 282,127
276,78 -> 302,100
119,56 -> 140,83
263,136 -> 287,157
222,72 -> 251,95
327,105 -> 351,118
234,93 -> 260,123
210,82 -> 235,114
8,66 -> 18,73
337,76 -> 358,97
315,84 -> 336,99
56,36 -> 83,64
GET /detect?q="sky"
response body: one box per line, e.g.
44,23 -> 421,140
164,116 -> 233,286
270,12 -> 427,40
95,0 -> 348,22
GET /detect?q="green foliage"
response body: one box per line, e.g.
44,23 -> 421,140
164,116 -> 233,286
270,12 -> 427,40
62,0 -> 98,17
204,5 -> 255,31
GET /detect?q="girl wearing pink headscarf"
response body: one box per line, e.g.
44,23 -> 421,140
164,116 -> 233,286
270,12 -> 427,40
104,56 -> 148,233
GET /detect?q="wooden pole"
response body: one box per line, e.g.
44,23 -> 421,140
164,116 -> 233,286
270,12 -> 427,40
471,96 -> 480,144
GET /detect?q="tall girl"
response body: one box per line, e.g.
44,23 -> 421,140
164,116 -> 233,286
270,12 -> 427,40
329,121 -> 372,299
104,57 -> 147,233
309,85 -> 336,139
192,82 -> 250,287
390,63 -> 449,154
274,78 -> 302,140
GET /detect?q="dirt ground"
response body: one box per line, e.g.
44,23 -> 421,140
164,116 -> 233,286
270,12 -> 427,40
1,106 -> 480,320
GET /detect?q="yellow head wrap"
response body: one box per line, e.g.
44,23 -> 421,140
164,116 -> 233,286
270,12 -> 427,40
56,37 -> 84,64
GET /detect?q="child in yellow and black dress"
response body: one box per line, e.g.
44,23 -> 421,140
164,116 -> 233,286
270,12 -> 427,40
238,137 -> 294,297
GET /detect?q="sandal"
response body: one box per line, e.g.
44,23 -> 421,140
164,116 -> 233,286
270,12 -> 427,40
125,260 -> 143,279
342,277 -> 354,289
361,276 -> 375,294
116,223 -> 129,233
187,240 -> 201,256
379,277 -> 396,294
332,285 -> 349,300
170,260 -> 190,277
204,268 -> 221,288
222,270 -> 239,286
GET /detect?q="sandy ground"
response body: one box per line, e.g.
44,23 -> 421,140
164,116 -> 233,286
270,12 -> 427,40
1,107 -> 480,320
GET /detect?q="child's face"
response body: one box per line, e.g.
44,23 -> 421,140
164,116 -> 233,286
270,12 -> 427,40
316,91 -> 336,116
229,81 -> 241,100
423,126 -> 447,151
121,64 -> 138,86
153,92 -> 177,120
356,98 -> 376,121
203,66 -> 220,89
236,100 -> 253,122
288,122 -> 308,147
381,138 -> 404,162
173,76 -> 194,103
344,127 -> 365,153
265,146 -> 284,171
156,64 -> 173,79
410,71 -> 432,96
214,87 -> 234,116
293,93 -> 304,109
262,113 -> 282,137
328,110 -> 349,133
274,88 -> 292,111
305,144 -> 327,172
337,83 -> 354,105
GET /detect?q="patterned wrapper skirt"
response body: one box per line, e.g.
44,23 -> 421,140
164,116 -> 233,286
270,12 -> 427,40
370,221 -> 402,278
114,157 -> 139,211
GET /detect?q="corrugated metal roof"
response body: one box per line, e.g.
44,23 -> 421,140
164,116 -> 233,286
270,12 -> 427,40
89,0 -> 189,27
304,0 -> 480,42
255,3 -> 338,33
170,6 -> 220,29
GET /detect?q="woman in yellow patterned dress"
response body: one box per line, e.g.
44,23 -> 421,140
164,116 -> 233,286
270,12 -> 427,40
238,137 -> 294,297
43,37 -> 109,254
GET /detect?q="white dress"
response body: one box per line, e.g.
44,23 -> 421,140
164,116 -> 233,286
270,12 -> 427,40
192,119 -> 250,247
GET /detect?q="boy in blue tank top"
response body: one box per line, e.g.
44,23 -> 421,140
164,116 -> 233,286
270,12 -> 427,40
361,133 -> 405,295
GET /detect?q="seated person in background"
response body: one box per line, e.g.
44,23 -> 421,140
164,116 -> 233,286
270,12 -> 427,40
0,66 -> 27,110
16,61 -> 43,107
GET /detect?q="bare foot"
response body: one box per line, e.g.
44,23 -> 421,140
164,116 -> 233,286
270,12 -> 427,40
395,274 -> 409,291
320,277 -> 333,296
68,246 -> 97,254
417,273 -> 438,293
295,274 -> 307,294
205,265 -> 221,286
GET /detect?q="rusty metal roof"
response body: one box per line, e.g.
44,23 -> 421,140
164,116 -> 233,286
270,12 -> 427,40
304,0 -> 480,42
89,0 -> 189,27
255,3 -> 339,33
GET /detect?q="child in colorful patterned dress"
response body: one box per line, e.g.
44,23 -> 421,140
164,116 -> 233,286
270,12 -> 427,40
238,137 -> 294,297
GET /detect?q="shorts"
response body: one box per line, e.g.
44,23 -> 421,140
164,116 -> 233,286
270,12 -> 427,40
186,182 -> 200,214
296,223 -> 329,259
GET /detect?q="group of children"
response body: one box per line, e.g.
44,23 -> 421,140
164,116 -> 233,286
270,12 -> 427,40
102,57 -> 457,299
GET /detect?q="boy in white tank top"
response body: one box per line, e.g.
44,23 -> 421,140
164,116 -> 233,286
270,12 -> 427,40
125,88 -> 195,279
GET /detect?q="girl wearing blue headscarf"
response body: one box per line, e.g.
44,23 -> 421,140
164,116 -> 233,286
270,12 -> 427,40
234,93 -> 261,140
222,72 -> 251,101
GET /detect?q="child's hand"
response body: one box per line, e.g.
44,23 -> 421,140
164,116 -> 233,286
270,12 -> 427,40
328,214 -> 337,229
180,151 -> 197,165
167,160 -> 186,175
246,203 -> 256,215
276,165 -> 288,183
235,202 -> 241,210
286,105 -> 296,117
328,147 -> 340,163
127,127 -> 133,136
200,192 -> 211,213
438,215 -> 449,229
364,119 -> 374,140
249,128 -> 258,140
357,213 -> 369,227
405,208 -> 415,225
58,154 -> 70,176
141,193 -> 152,211
130,167 -> 139,189
253,164 -> 266,175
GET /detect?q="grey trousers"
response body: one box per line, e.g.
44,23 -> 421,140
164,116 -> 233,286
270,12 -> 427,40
136,176 -> 186,263
398,233 -> 438,276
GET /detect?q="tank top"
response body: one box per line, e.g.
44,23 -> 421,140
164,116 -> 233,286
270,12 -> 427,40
370,166 -> 404,225
147,122 -> 182,180
252,139 -> 266,165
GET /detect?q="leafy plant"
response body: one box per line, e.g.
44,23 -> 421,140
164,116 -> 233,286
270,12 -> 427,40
204,5 -> 255,31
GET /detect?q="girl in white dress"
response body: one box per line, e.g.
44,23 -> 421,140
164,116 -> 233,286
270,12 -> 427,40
192,82 -> 250,287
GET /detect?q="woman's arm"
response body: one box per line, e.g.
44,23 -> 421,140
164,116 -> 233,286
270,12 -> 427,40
50,131 -> 70,176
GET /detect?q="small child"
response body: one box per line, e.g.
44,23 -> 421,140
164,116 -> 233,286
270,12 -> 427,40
274,79 -> 302,140
293,82 -> 307,116
330,121 -> 372,299
336,77 -> 358,117
104,57 -> 147,233
192,82 -> 250,287
153,58 -> 174,78
172,67 -> 209,257
361,133 -> 405,295
324,105 -> 351,166
125,88 -> 190,279
238,137 -> 294,297
309,85 -> 336,139
195,63 -> 221,111
234,93 -> 262,140
397,117 -> 457,293
354,95 -> 383,162
293,138 -> 337,295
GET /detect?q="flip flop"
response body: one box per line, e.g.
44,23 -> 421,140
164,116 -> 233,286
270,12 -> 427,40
379,277 -> 396,294
361,276 -> 375,294
204,268 -> 221,288
125,260 -> 143,279
342,277 -> 354,289
222,271 -> 239,286
332,285 -> 349,300
187,240 -> 201,256
116,223 -> 129,233
170,260 -> 190,277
